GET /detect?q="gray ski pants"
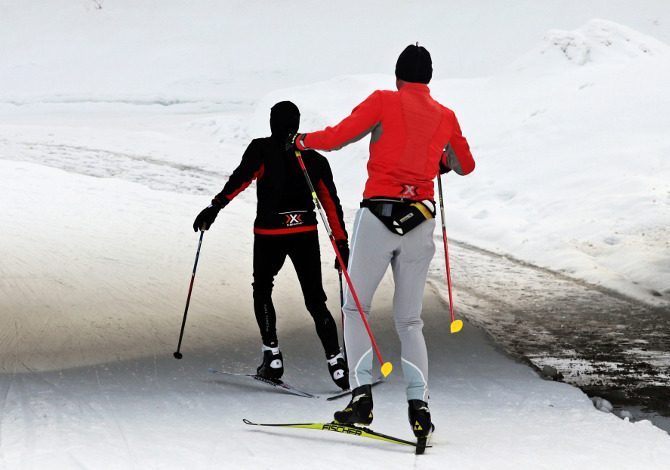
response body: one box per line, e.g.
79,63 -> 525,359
343,207 -> 436,402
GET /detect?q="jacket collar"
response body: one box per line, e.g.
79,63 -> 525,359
399,82 -> 430,94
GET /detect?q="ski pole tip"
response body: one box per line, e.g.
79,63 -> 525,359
381,362 -> 393,377
450,319 -> 463,334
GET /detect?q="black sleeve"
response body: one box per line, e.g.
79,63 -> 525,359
213,140 -> 264,206
313,153 -> 348,242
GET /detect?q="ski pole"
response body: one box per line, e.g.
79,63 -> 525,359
338,269 -> 347,362
295,150 -> 392,377
174,230 -> 205,359
437,175 -> 463,334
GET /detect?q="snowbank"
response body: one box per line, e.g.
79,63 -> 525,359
510,18 -> 670,71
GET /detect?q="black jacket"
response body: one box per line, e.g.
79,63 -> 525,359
213,136 -> 347,241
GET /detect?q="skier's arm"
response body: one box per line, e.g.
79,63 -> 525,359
212,140 -> 265,206
297,91 -> 383,152
314,157 -> 348,242
440,113 -> 475,176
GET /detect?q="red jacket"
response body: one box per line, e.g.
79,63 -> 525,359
297,83 -> 475,200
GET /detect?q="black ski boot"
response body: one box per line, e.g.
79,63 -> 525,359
408,399 -> 435,438
326,352 -> 350,391
333,384 -> 373,425
256,347 -> 283,380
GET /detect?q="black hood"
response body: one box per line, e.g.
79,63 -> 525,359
270,101 -> 300,138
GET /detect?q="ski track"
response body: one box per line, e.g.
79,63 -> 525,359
14,370 -> 136,469
0,139 -> 227,195
15,376 -> 38,467
0,375 -> 12,468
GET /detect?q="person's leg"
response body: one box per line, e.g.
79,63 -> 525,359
333,208 -> 400,424
252,234 -> 288,348
287,231 -> 339,356
342,208 -> 397,388
288,231 -> 349,389
390,219 -> 436,403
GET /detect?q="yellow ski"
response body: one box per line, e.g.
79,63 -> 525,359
242,419 -> 424,450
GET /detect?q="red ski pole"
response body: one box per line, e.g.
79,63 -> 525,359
437,175 -> 463,334
295,150 -> 392,377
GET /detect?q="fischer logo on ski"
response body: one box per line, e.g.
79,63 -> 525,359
322,423 -> 363,435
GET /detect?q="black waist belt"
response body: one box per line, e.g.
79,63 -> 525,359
360,198 -> 436,236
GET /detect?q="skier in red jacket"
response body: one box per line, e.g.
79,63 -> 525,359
288,44 -> 475,437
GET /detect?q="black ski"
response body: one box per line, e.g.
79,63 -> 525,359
208,369 -> 318,398
326,377 -> 386,401
243,419 -> 427,451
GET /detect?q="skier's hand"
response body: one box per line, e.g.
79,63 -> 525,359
193,204 -> 221,232
439,159 -> 452,175
285,133 -> 306,152
334,239 -> 349,271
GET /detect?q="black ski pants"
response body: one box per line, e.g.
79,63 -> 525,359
252,230 -> 340,357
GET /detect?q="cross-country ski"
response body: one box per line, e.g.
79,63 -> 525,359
242,419 -> 426,452
208,369 -> 318,398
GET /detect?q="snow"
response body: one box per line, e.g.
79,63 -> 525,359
2,1 -> 670,468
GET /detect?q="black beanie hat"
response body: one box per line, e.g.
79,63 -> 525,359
270,101 -> 300,137
395,44 -> 432,84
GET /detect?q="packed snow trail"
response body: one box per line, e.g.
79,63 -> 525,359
2,131 -> 669,429
2,287 -> 669,470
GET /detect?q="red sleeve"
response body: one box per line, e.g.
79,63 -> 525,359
316,178 -> 347,242
303,91 -> 383,151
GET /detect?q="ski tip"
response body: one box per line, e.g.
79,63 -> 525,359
242,419 -> 254,425
450,319 -> 463,334
381,362 -> 393,377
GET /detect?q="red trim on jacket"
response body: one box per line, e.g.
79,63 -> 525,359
316,179 -> 347,241
226,163 -> 265,202
254,226 -> 318,236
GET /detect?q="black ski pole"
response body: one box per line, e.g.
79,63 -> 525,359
174,230 -> 205,359
338,269 -> 347,361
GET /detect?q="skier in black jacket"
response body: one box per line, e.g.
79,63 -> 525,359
193,101 -> 350,390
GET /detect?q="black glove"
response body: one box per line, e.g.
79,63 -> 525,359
285,133 -> 305,152
439,159 -> 452,175
334,240 -> 349,271
193,203 -> 221,232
